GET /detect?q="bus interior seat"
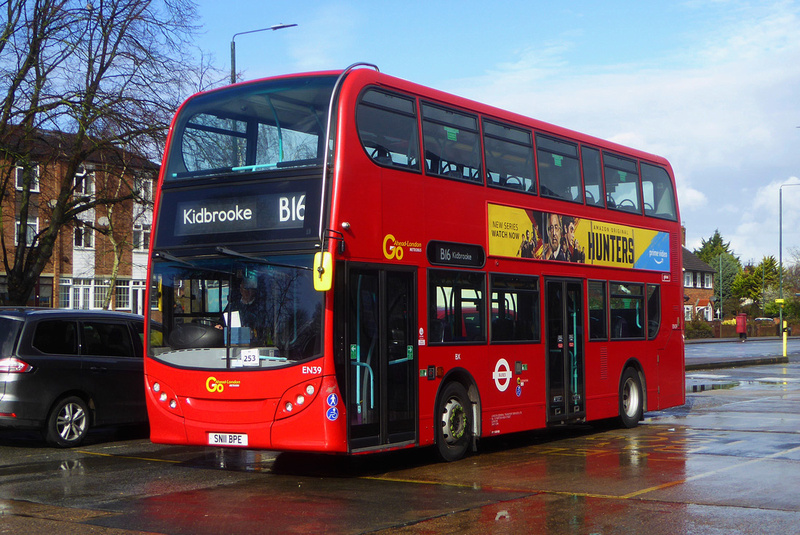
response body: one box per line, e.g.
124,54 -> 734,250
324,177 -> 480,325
492,316 -> 514,340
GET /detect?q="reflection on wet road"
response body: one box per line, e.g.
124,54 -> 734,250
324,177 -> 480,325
1,357 -> 799,534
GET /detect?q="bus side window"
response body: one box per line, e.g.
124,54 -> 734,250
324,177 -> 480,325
641,163 -> 677,221
421,103 -> 482,183
581,146 -> 604,207
647,285 -> 661,339
356,89 -> 420,170
429,270 -> 486,344
484,119 -> 536,194
536,134 -> 582,203
490,274 -> 540,343
604,154 -> 641,214
609,282 -> 644,339
588,280 -> 607,340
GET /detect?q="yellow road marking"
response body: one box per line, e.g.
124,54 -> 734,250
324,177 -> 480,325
623,444 -> 800,499
77,450 -> 182,464
364,444 -> 800,502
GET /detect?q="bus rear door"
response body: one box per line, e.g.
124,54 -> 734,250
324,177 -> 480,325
545,279 -> 586,423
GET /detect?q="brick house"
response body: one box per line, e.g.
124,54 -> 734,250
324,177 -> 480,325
683,246 -> 716,321
1,129 -> 157,312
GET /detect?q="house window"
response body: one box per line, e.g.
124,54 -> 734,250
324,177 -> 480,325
134,176 -> 153,203
115,279 -> 131,309
59,278 -> 72,308
15,218 -> 38,246
704,273 -> 713,288
15,163 -> 40,192
133,224 -> 151,251
72,279 -> 92,309
684,272 -> 693,287
74,224 -> 94,248
93,279 -> 110,309
74,166 -> 95,198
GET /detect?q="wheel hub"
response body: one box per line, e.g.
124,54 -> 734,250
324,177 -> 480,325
622,378 -> 639,418
57,403 -> 87,441
442,398 -> 466,444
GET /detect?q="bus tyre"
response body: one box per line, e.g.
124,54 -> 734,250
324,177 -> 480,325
619,368 -> 643,428
436,382 -> 472,462
46,396 -> 90,448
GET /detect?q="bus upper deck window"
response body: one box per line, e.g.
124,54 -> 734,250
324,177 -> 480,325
604,153 -> 641,214
536,134 -> 582,204
356,89 -> 420,170
641,163 -> 677,221
484,120 -> 536,194
422,103 -> 482,183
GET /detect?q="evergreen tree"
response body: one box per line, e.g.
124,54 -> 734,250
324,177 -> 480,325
710,252 -> 742,319
695,230 -> 735,265
732,256 -> 779,313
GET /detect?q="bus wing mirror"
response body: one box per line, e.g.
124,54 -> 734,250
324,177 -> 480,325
313,252 -> 333,292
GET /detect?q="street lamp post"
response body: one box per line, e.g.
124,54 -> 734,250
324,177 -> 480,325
230,23 -> 297,84
778,182 -> 800,356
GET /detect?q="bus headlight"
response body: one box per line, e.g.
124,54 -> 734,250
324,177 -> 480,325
148,378 -> 184,416
276,377 -> 322,420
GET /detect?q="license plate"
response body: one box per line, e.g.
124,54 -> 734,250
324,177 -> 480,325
208,432 -> 249,447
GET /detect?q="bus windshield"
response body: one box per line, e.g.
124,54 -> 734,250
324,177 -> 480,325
150,254 -> 323,369
164,75 -> 336,181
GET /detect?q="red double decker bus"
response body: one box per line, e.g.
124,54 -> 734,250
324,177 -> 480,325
144,64 -> 684,461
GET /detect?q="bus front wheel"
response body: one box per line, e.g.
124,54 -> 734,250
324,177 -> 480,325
619,368 -> 643,428
435,382 -> 472,462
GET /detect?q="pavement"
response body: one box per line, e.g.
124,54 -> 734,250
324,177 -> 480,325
684,336 -> 795,370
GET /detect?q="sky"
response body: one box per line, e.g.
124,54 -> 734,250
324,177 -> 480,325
194,0 -> 800,265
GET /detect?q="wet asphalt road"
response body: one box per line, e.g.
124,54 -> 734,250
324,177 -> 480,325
1,344 -> 799,534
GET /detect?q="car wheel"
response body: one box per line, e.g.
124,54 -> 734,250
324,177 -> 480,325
46,396 -> 90,447
435,382 -> 472,462
619,368 -> 643,428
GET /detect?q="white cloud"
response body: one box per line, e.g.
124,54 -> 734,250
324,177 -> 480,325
449,1 -> 800,263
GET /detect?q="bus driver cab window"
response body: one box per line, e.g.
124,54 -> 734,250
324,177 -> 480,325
221,272 -> 263,346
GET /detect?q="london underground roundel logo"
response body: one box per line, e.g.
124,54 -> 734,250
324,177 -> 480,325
493,358 -> 511,392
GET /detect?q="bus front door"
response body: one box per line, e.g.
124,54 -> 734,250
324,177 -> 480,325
345,267 -> 417,451
545,279 -> 586,423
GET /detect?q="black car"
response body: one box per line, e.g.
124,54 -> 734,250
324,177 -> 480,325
0,308 -> 156,447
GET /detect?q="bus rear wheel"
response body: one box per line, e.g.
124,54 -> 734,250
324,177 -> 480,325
436,382 -> 472,462
619,367 -> 643,428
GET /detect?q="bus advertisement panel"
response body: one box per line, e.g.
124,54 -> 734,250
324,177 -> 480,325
487,203 -> 671,272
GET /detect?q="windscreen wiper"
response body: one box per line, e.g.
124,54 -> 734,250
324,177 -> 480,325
153,250 -> 233,276
152,250 -> 196,267
215,246 -> 311,271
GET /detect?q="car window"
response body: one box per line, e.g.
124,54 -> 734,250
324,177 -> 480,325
31,320 -> 78,355
131,320 -> 160,357
81,321 -> 134,357
0,318 -> 23,355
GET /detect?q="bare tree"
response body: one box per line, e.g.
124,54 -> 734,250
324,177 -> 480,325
0,0 -> 224,305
